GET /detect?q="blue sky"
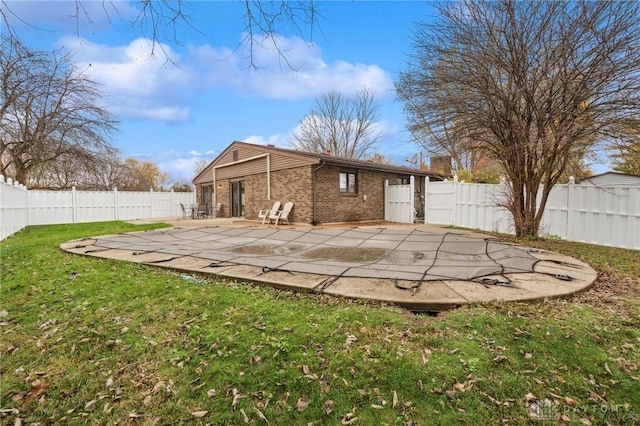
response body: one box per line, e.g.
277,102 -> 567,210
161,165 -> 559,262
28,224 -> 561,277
5,1 -> 438,183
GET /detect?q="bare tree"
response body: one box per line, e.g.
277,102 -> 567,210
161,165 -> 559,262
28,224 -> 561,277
0,0 -> 320,66
608,125 -> 640,175
397,0 -> 640,237
292,89 -> 388,159
1,36 -> 118,188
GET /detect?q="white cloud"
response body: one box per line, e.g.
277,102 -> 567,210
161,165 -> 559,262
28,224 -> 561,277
138,149 -> 217,183
243,134 -> 292,148
61,37 -> 192,122
189,34 -> 394,100
57,33 -> 394,122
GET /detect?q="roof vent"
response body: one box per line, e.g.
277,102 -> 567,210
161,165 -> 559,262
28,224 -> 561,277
267,144 -> 275,147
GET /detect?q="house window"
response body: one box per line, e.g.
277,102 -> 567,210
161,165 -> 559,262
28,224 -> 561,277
397,176 -> 411,185
339,171 -> 357,194
232,150 -> 238,161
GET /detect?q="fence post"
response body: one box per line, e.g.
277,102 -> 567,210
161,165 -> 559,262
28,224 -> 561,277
410,175 -> 415,223
384,179 -> 389,222
114,187 -> 119,221
452,175 -> 459,226
424,176 -> 429,224
566,176 -> 575,241
72,186 -> 77,223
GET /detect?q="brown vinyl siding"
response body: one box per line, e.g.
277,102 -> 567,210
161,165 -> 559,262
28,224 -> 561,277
195,142 -> 320,185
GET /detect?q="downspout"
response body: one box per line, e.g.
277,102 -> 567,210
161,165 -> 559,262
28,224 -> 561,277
311,161 -> 326,225
212,167 -> 216,207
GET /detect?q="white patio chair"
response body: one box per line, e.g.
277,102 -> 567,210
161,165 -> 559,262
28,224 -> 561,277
274,201 -> 293,225
258,201 -> 281,224
212,202 -> 223,218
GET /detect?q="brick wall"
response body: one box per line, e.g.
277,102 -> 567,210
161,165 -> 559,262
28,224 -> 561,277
315,166 -> 389,224
200,164 -> 424,224
246,166 -> 313,223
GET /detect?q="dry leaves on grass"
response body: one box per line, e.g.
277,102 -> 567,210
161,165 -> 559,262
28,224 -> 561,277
296,396 -> 311,412
21,379 -> 50,407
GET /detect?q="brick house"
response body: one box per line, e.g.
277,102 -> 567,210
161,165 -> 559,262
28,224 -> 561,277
193,141 -> 443,224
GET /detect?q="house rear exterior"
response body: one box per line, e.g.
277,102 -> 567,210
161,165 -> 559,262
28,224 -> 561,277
193,141 -> 443,224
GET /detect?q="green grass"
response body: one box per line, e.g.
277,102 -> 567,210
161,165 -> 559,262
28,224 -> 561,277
1,222 -> 639,425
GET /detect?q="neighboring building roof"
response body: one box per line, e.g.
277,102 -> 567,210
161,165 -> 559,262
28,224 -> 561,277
579,171 -> 640,186
193,141 -> 445,184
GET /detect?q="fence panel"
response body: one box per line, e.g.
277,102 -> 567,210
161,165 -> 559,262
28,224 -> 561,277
74,190 -> 119,222
0,177 -> 29,240
1,183 -> 197,241
426,180 -> 639,249
570,185 -> 639,249
28,190 -> 75,225
112,191 -> 152,220
384,177 -> 415,223
424,180 -> 456,225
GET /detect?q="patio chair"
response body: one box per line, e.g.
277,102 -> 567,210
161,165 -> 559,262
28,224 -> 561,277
258,201 -> 280,224
196,203 -> 208,219
179,203 -> 189,219
212,202 -> 223,218
274,201 -> 293,225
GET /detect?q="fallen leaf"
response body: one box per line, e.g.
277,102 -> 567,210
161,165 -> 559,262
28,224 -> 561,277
320,378 -> 330,393
191,383 -> 205,392
296,396 -> 310,412
341,413 -> 359,425
22,379 -> 50,406
393,390 -> 398,408
240,409 -> 249,423
492,355 -> 508,363
129,412 -> 145,418
324,400 -> 334,415
191,410 -> 208,418
253,407 -> 268,423
207,389 -> 216,398
231,388 -> 245,410
84,400 -> 97,411
565,397 -> 578,406
344,334 -> 358,349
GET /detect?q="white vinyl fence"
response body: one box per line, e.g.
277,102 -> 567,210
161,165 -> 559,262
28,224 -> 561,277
0,175 -> 196,241
384,176 -> 415,223
425,177 -> 639,250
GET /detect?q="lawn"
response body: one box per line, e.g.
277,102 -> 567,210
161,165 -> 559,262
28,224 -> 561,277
1,222 -> 638,425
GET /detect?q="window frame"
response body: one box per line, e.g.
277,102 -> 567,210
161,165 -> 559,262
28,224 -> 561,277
339,170 -> 358,194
